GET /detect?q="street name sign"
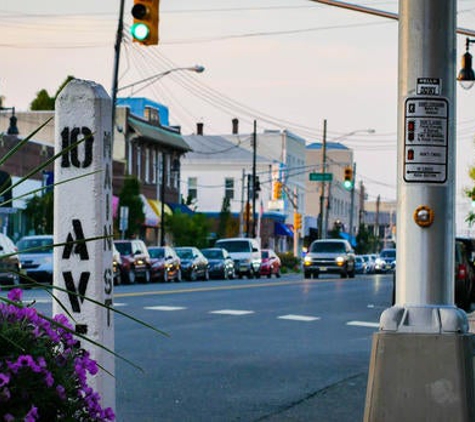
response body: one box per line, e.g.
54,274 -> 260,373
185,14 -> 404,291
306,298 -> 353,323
309,172 -> 333,182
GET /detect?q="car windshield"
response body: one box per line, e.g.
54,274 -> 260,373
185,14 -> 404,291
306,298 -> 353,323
310,242 -> 346,253
202,249 -> 222,259
17,238 -> 53,253
149,248 -> 165,259
115,242 -> 132,256
176,249 -> 193,259
216,241 -> 250,253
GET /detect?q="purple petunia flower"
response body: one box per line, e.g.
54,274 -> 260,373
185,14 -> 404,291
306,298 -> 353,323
7,288 -> 22,302
0,373 -> 9,388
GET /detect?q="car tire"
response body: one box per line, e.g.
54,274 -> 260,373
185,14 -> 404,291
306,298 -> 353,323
175,269 -> 182,283
144,269 -> 151,284
276,268 -> 281,278
127,269 -> 136,284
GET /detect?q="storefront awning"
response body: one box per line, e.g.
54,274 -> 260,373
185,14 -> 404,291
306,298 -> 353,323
148,199 -> 172,217
167,203 -> 194,215
140,195 -> 159,227
275,221 -> 293,237
128,116 -> 191,153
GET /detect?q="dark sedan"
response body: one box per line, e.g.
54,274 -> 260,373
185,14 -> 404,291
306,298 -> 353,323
148,246 -> 181,282
175,247 -> 209,281
201,248 -> 235,280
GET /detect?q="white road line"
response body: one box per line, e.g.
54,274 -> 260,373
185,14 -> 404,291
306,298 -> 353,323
113,302 -> 128,307
347,321 -> 380,328
278,314 -> 321,322
144,306 -> 187,311
210,310 -> 255,316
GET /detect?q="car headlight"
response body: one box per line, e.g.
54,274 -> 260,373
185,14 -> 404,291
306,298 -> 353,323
304,255 -> 312,263
335,256 -> 345,266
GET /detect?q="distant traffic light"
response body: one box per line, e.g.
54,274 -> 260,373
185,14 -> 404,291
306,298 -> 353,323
130,0 -> 159,46
294,212 -> 302,230
343,166 -> 353,190
273,180 -> 282,200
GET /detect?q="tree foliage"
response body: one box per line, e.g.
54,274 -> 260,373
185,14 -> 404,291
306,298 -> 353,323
24,191 -> 54,234
30,76 -> 75,110
165,212 -> 210,248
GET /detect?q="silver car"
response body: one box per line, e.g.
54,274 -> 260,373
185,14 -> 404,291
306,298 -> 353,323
17,235 -> 54,284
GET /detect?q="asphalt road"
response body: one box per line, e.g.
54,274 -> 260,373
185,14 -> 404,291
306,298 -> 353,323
109,272 -> 393,421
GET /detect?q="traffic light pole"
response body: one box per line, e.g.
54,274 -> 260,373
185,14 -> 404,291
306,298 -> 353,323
349,162 -> 356,239
364,1 -> 475,420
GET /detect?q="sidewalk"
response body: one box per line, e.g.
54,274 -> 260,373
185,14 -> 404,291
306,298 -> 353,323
262,371 -> 368,422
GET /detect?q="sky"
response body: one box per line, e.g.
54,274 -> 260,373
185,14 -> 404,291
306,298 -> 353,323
2,0 -> 475,234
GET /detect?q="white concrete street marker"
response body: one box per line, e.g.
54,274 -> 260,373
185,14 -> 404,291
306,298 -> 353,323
54,79 -> 114,411
210,310 -> 255,316
278,314 -> 321,322
347,321 -> 380,328
145,306 -> 187,311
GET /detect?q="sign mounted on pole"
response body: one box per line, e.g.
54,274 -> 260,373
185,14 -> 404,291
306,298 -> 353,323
309,172 -> 333,182
403,96 -> 449,183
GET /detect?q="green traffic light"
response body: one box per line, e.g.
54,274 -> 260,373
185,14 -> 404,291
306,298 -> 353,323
130,23 -> 150,41
343,180 -> 353,190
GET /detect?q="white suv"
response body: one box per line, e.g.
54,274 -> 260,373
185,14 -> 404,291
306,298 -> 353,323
215,238 -> 261,279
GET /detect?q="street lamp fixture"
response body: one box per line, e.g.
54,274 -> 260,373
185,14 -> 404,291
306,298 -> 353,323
457,38 -> 475,90
0,107 -> 19,135
117,65 -> 205,95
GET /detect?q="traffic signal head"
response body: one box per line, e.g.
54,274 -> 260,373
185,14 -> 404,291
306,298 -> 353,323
343,166 -> 353,190
130,0 -> 159,46
273,180 -> 282,200
294,212 -> 302,230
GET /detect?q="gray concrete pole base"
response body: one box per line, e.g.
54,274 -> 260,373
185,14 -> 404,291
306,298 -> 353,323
364,332 -> 475,422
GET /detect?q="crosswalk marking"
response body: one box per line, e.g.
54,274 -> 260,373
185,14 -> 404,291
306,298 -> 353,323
209,310 -> 255,316
278,314 -> 320,322
144,306 -> 187,311
346,321 -> 380,328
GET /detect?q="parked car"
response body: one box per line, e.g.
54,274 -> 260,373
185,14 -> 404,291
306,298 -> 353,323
214,237 -> 261,279
455,237 -> 475,311
361,255 -> 375,274
175,247 -> 209,281
148,246 -> 181,282
373,255 -> 389,274
354,255 -> 367,274
16,234 -> 53,285
112,243 -> 122,286
379,248 -> 396,272
260,249 -> 281,278
201,247 -> 235,280
113,239 -> 151,284
303,239 -> 356,279
0,233 -> 22,286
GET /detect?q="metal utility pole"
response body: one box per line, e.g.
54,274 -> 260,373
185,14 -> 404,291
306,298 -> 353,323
348,162 -> 356,239
318,119 -> 327,239
252,120 -> 257,238
111,0 -> 125,144
365,1 -> 475,420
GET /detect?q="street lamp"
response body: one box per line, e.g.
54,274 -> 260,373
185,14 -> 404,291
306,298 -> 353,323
0,107 -> 19,135
318,124 -> 375,239
117,65 -> 205,95
457,37 -> 475,90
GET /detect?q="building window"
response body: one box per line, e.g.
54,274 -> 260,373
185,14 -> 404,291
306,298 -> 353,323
225,178 -> 234,200
152,150 -> 158,184
188,177 -> 197,201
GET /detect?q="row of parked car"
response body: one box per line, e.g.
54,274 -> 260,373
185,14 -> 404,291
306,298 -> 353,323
112,238 -> 282,285
354,249 -> 397,275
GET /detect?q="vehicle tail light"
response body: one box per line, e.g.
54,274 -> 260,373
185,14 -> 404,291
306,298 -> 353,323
457,264 -> 467,280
